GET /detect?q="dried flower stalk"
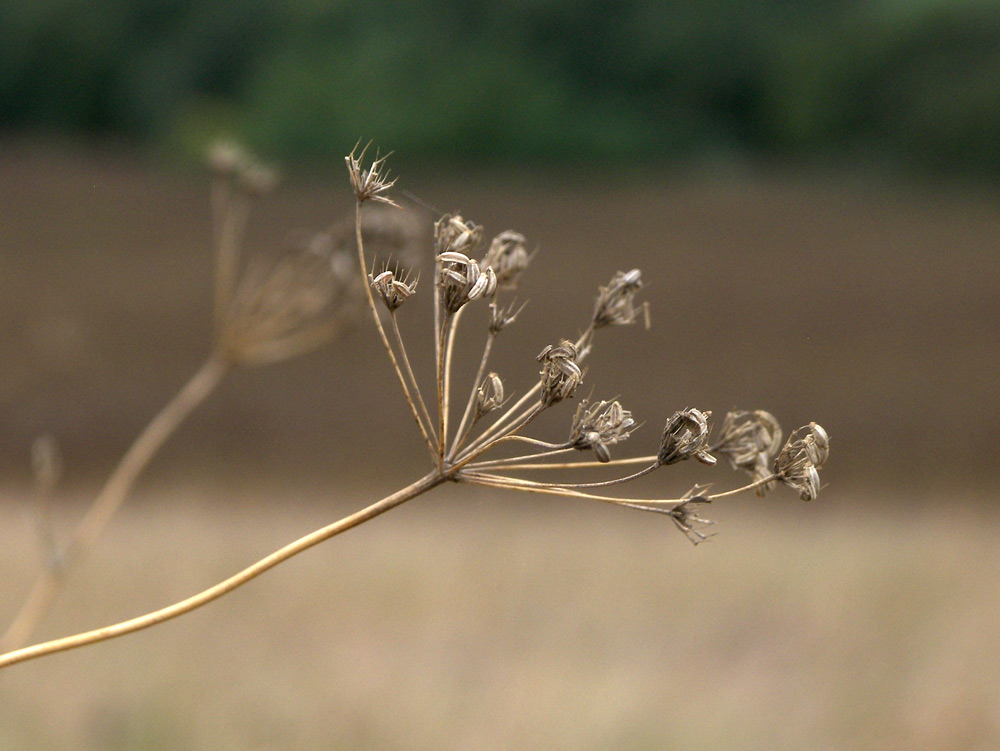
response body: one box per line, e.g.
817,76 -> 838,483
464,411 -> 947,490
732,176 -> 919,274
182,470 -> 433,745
0,146 -> 828,670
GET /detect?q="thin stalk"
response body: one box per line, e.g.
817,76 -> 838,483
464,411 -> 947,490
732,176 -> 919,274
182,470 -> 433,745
0,472 -> 444,671
471,455 -> 657,472
440,306 -> 465,463
447,333 -> 495,461
450,404 -> 543,471
462,441 -> 574,469
389,315 -> 435,446
462,470 -> 776,505
354,202 -> 438,461
488,461 -> 660,490
1,354 -> 229,652
435,316 -> 451,469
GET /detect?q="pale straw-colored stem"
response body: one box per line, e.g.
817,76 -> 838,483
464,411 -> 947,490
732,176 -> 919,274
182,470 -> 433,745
1,354 -> 229,652
447,333 -> 495,461
461,470 -> 777,505
497,461 -> 660,490
390,315 -> 435,446
354,202 -> 438,460
0,472 -> 444,670
472,454 -> 657,471
450,404 -> 543,471
440,306 -> 465,462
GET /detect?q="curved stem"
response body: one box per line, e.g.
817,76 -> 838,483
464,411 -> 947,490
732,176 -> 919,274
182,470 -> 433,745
1,354 -> 230,652
0,472 -> 443,670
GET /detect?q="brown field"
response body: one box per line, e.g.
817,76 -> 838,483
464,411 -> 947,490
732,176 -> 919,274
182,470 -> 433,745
2,142 -> 999,749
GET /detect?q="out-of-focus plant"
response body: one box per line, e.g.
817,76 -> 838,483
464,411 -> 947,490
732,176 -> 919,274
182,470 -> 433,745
0,143 -> 426,652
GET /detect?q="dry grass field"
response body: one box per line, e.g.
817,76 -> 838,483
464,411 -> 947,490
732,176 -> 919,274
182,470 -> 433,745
2,489 -> 999,750
2,142 -> 999,749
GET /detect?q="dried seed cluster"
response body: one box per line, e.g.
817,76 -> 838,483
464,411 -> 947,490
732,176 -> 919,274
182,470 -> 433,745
347,147 -> 830,544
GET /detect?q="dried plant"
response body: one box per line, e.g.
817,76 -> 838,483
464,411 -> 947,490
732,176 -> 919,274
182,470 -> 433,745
0,145 -> 828,670
0,143 -> 386,652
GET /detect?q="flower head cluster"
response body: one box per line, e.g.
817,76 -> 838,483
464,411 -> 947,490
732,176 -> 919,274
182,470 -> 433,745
537,341 -> 584,406
569,399 -> 636,462
713,410 -> 783,494
658,408 -> 716,466
345,146 -> 830,544
482,231 -> 532,290
774,423 -> 829,501
593,269 -> 644,328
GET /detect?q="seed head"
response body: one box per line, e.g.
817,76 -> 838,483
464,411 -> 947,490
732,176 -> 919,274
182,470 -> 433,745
714,410 -> 783,494
537,340 -> 583,406
369,267 -> 418,311
669,490 -> 716,545
434,214 -> 483,257
592,269 -> 644,328
475,372 -> 506,418
658,408 -> 716,466
437,251 -> 497,313
481,230 -> 531,290
774,423 -> 829,501
569,399 -> 636,462
345,142 -> 399,207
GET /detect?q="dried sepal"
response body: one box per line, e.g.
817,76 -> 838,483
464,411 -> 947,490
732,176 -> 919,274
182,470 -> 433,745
658,408 -> 716,466
345,142 -> 399,207
488,300 -> 525,335
537,340 -> 583,406
569,399 -> 636,462
592,269 -> 644,328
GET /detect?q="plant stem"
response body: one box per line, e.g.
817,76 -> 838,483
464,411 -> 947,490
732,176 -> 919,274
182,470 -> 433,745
0,472 -> 444,670
1,354 -> 229,652
353,202 -> 438,460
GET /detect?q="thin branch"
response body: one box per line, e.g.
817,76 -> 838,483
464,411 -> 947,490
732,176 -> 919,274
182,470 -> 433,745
354,202 -> 438,461
0,472 -> 444,670
390,314 -> 436,448
447,332 -> 495,461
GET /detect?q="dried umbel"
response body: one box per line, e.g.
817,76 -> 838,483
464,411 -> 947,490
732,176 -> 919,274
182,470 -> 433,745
370,267 -> 418,311
774,423 -> 829,501
593,269 -> 645,328
569,399 -> 636,462
482,230 -> 532,290
537,341 -> 584,406
658,408 -> 716,466
437,251 -> 497,313
475,373 -> 505,418
713,410 -> 783,494
345,141 -> 398,206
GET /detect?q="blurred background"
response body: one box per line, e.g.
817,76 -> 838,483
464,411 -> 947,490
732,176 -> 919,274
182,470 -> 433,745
2,1 -> 999,749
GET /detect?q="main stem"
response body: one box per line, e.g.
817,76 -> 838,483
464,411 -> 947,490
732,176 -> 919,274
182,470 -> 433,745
0,472 -> 444,670
1,353 -> 229,652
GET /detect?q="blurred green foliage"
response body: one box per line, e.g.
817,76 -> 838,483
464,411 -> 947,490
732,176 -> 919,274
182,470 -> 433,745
2,0 -> 998,175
